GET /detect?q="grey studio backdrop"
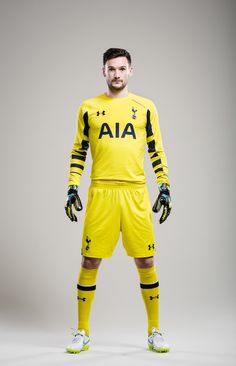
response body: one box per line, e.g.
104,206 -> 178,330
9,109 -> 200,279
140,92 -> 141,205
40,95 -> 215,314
0,0 -> 235,354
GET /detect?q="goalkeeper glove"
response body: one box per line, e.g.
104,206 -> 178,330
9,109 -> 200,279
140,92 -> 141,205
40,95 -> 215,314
152,183 -> 172,224
65,185 -> 83,222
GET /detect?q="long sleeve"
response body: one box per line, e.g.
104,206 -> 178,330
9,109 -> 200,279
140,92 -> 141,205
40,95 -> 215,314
146,102 -> 170,186
68,104 -> 90,186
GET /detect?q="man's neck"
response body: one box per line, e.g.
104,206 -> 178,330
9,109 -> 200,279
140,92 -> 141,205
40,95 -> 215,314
105,88 -> 129,98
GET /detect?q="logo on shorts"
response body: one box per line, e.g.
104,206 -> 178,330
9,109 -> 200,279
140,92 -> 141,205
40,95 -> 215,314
150,295 -> 159,300
148,243 -> 155,250
85,236 -> 91,251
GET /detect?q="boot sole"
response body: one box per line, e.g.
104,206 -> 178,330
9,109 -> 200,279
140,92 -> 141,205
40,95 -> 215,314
148,344 -> 170,353
66,345 -> 90,353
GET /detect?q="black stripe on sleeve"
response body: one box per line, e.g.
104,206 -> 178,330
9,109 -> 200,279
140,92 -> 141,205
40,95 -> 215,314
147,140 -> 156,153
77,284 -> 96,291
140,281 -> 159,289
82,140 -> 89,150
151,152 -> 159,159
70,171 -> 81,175
146,109 -> 153,138
70,163 -> 84,170
83,112 -> 89,137
152,159 -> 162,168
154,167 -> 164,174
71,154 -> 86,162
74,150 -> 87,156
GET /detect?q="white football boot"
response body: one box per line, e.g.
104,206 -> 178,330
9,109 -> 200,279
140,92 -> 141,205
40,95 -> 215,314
66,329 -> 90,353
148,328 -> 170,353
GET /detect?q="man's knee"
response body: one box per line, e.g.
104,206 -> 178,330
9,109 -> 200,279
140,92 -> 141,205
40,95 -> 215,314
81,256 -> 102,269
134,256 -> 154,268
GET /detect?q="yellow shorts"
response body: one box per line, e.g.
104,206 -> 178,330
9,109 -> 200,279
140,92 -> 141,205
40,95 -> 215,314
81,180 -> 156,258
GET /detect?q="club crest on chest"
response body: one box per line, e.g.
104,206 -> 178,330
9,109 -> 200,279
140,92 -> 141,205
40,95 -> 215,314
132,107 -> 137,119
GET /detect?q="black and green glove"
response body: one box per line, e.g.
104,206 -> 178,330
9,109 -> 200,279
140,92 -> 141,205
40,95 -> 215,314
65,185 -> 83,222
152,183 -> 172,224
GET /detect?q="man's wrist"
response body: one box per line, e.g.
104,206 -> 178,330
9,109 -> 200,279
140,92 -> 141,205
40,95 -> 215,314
68,185 -> 79,193
158,183 -> 170,193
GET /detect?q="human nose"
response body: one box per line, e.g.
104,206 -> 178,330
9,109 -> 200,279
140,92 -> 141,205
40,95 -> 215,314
114,69 -> 120,78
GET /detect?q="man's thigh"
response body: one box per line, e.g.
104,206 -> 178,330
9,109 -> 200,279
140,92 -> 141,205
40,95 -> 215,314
81,185 -> 121,258
120,185 -> 156,257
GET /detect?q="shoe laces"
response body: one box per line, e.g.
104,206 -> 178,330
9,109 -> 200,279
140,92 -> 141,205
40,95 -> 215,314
152,328 -> 164,338
70,328 -> 85,342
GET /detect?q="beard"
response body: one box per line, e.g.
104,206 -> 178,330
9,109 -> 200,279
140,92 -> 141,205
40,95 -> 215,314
107,79 -> 128,92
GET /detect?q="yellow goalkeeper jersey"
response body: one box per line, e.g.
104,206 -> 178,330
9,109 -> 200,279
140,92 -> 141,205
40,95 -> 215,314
68,92 -> 170,186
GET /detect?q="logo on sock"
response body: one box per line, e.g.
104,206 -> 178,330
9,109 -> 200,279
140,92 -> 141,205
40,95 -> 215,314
150,295 -> 159,300
77,296 -> 86,302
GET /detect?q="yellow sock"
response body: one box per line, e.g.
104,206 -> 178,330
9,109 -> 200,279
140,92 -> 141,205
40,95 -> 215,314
77,267 -> 98,336
137,265 -> 159,335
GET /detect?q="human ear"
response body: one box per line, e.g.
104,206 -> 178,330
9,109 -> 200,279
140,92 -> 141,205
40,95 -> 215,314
129,66 -> 133,77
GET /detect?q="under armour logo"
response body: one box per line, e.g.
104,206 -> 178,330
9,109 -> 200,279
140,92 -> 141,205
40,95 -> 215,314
150,295 -> 159,300
148,243 -> 155,250
85,236 -> 91,250
77,296 -> 86,302
97,110 -> 106,116
132,107 -> 137,119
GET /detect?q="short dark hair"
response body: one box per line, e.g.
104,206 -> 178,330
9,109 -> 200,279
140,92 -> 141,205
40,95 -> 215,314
103,48 -> 131,66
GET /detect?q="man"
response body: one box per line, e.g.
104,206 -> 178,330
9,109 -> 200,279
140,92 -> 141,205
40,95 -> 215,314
65,48 -> 172,354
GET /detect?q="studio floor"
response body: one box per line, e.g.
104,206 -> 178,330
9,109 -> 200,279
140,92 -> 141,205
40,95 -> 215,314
0,327 -> 235,366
